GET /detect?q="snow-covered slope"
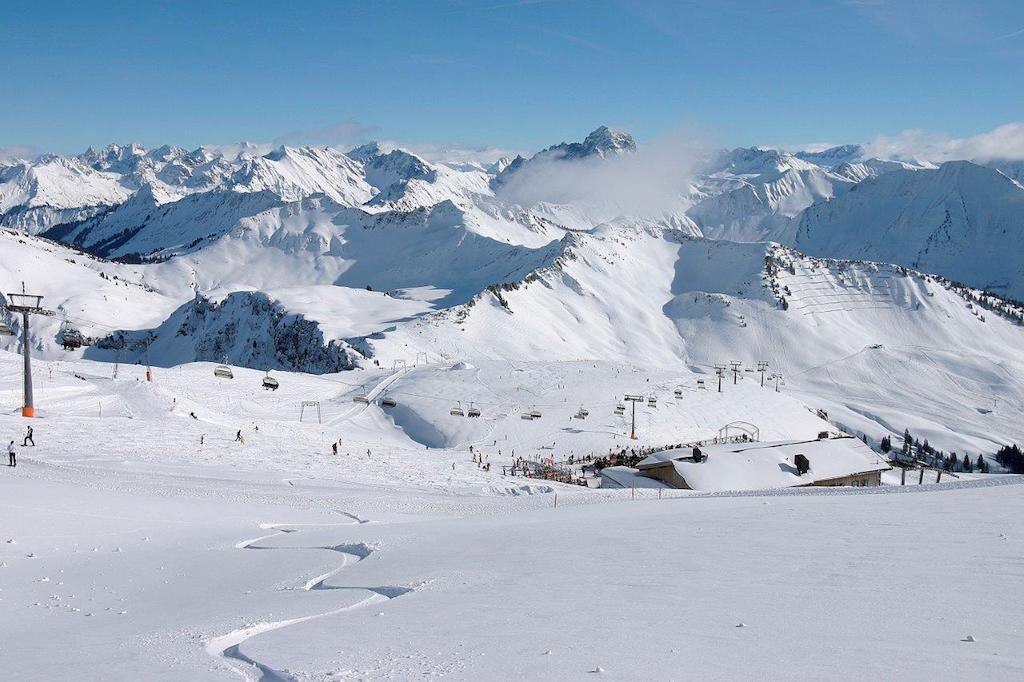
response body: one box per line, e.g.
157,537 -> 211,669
362,228 -> 1024,456
0,229 -> 182,353
684,147 -> 853,242
229,145 -> 374,205
794,161 -> 1024,298
44,187 -> 286,259
0,155 -> 132,233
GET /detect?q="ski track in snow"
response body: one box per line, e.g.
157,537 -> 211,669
208,515 -> 413,682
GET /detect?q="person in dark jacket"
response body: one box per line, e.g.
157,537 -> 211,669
22,425 -> 34,447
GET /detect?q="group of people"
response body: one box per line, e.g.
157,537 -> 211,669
7,425 -> 34,467
471,450 -> 491,471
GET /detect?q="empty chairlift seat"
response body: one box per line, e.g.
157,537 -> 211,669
353,395 -> 370,404
381,396 -> 397,408
674,387 -> 683,398
529,407 -> 542,419
214,365 -> 234,379
450,403 -> 465,417
648,396 -> 657,408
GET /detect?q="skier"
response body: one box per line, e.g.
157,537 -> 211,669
235,430 -> 244,444
23,425 -> 34,447
7,441 -> 15,467
331,442 -> 338,456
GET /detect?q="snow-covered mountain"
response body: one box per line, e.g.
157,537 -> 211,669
0,155 -> 132,233
6,126 -> 1024,456
228,145 -> 374,205
491,125 -> 636,190
794,160 -> 1024,298
687,147 -> 854,242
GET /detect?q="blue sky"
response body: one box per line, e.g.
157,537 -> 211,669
2,0 -> 1023,155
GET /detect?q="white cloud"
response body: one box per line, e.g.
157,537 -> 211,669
495,126 -> 710,218
0,144 -> 42,163
273,119 -> 381,146
864,122 -> 1024,162
387,142 -> 523,168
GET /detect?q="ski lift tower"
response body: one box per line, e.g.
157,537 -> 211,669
4,290 -> 54,417
714,364 -> 727,393
757,360 -> 769,387
623,394 -> 645,440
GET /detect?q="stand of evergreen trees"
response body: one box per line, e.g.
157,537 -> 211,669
995,445 -> 1024,474
883,427 -> 989,473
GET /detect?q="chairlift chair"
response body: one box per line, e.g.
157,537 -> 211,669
214,365 -> 234,379
0,321 -> 14,336
467,402 -> 481,418
529,406 -> 542,419
450,402 -> 465,417
575,405 -> 589,419
648,396 -> 657,408
261,374 -> 279,390
520,412 -> 534,420
696,379 -> 706,389
674,387 -> 683,398
614,402 -> 625,415
353,395 -> 370,404
381,396 -> 397,408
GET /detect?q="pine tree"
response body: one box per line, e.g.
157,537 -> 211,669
880,436 -> 892,454
976,454 -> 987,473
963,455 -> 973,473
948,453 -> 958,471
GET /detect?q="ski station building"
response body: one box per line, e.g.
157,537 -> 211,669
633,436 -> 890,491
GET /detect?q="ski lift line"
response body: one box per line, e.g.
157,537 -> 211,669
790,347 -> 870,377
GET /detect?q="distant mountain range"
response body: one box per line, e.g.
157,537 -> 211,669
3,125 -> 1024,371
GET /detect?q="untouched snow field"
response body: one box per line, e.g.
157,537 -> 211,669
2,350 -> 1023,680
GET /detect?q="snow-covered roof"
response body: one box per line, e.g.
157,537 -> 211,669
639,437 -> 889,492
599,466 -> 670,489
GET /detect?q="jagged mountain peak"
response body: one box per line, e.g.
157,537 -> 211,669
581,126 -> 636,156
